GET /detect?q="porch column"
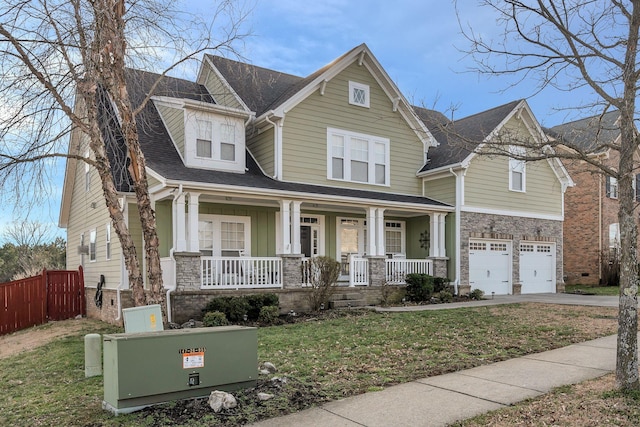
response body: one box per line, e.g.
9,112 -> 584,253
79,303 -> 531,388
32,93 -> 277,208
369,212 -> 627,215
174,192 -> 187,252
367,207 -> 376,256
279,200 -> 292,254
292,201 -> 302,254
376,208 -> 385,256
187,192 -> 200,252
429,213 -> 440,258
438,213 -> 446,257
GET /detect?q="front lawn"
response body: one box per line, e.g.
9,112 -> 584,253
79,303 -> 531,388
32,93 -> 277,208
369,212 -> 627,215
565,284 -> 619,296
0,303 -> 620,426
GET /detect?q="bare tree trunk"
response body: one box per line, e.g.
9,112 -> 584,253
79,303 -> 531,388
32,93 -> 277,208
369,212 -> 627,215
91,0 -> 164,309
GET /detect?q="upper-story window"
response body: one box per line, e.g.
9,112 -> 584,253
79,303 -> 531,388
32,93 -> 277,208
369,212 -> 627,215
606,176 -> 618,199
349,81 -> 370,108
195,119 -> 236,162
509,146 -> 526,192
328,128 -> 390,186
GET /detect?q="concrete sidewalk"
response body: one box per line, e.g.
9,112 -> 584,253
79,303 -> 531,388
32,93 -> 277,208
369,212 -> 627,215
250,294 -> 621,427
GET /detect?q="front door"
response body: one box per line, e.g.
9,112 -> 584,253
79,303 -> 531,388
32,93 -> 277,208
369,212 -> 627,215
301,226 -> 312,258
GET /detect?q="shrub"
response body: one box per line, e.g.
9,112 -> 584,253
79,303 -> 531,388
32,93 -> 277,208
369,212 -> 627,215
405,273 -> 434,302
245,293 -> 280,320
601,250 -> 620,287
437,290 -> 453,303
433,277 -> 449,293
258,305 -> 280,324
469,288 -> 485,300
202,311 -> 229,327
202,296 -> 250,322
306,256 -> 341,311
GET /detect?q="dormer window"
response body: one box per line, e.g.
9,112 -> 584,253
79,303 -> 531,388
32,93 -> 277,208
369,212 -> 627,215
220,124 -> 236,161
349,81 -> 370,108
196,119 -> 213,158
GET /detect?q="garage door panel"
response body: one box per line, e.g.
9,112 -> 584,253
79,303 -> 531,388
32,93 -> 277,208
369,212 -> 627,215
469,239 -> 511,295
519,243 -> 555,294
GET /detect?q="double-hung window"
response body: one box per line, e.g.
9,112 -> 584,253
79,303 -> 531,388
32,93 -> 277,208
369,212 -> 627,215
509,146 -> 526,192
195,119 -> 237,162
89,229 -> 97,262
328,128 -> 390,186
198,215 -> 250,257
606,176 -> 618,199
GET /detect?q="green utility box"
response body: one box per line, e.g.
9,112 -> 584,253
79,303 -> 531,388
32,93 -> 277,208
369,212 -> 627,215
102,326 -> 257,415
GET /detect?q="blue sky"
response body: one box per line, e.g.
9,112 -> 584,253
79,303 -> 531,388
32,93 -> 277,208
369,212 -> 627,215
0,0 -> 599,243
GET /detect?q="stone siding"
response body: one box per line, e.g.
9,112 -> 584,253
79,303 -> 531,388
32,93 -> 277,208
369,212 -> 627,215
460,211 -> 563,292
174,252 -> 202,290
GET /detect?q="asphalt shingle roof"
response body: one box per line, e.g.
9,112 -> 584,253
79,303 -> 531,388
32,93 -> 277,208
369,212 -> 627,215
108,67 -> 450,208
415,100 -> 522,172
547,110 -> 620,154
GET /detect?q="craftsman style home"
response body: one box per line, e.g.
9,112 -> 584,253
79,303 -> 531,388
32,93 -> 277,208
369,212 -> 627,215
59,44 -> 572,323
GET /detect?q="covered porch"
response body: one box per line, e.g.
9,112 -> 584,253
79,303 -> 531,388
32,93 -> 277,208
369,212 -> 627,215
153,188 -> 452,290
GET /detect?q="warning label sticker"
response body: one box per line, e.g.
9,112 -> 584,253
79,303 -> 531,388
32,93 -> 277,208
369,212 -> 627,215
182,352 -> 205,369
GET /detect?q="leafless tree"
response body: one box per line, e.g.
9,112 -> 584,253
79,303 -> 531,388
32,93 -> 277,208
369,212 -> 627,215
455,0 -> 640,390
0,0 -> 250,319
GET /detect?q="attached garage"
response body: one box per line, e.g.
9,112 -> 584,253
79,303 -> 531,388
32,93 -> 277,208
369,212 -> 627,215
468,239 -> 511,295
519,242 -> 556,293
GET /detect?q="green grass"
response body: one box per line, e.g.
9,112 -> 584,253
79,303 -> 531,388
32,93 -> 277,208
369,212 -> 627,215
0,303 -> 620,426
565,284 -> 620,296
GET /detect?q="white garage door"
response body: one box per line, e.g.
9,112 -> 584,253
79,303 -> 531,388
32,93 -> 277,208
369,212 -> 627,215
519,242 -> 555,294
469,240 -> 511,295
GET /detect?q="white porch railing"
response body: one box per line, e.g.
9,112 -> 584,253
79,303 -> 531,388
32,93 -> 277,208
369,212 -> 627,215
385,259 -> 433,284
201,257 -> 282,289
350,257 -> 369,286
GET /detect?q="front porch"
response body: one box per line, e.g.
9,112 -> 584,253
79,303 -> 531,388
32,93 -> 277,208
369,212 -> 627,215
170,254 -> 442,290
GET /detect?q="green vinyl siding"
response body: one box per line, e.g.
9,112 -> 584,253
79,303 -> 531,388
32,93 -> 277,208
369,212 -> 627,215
155,200 -> 172,258
247,126 -> 275,177
423,176 -> 456,205
65,136 -> 122,289
464,155 -> 563,216
201,66 -> 244,110
281,62 -> 424,196
156,104 -> 185,156
198,203 -> 277,257
405,216 -> 430,259
464,117 -> 563,216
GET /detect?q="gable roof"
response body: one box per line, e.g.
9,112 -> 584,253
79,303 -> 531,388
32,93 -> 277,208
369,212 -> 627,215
547,110 -> 620,154
416,100 -> 523,172
207,43 -> 437,148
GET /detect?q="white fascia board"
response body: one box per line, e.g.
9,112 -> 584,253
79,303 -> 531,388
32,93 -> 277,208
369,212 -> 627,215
151,95 -> 254,119
198,55 -> 252,113
462,205 -> 564,221
417,163 -> 466,179
162,178 -> 454,213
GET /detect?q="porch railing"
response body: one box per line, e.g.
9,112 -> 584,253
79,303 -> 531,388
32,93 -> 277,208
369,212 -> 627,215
385,259 -> 433,284
350,257 -> 369,286
201,257 -> 282,289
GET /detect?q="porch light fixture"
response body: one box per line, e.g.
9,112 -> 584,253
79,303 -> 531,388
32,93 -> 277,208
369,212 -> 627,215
419,231 -> 429,250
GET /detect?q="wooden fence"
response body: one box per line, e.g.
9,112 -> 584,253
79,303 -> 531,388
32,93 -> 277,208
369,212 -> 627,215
0,267 -> 85,335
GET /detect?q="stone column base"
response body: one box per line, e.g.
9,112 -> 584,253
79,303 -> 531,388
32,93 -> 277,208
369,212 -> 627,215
458,284 -> 471,296
174,252 -> 202,291
556,282 -> 565,293
367,256 -> 387,287
512,283 -> 522,295
280,254 -> 304,288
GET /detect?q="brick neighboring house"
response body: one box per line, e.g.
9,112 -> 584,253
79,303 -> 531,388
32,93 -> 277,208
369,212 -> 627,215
548,111 -> 639,285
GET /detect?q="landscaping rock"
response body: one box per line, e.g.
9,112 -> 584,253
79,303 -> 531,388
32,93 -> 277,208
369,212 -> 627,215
208,390 -> 237,413
181,319 -> 203,329
257,392 -> 274,401
261,362 -> 277,373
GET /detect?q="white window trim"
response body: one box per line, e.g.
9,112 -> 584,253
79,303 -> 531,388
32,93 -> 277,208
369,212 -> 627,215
608,176 -> 619,199
84,149 -> 91,192
105,223 -> 112,261
194,119 -> 236,162
384,220 -> 406,256
327,127 -> 390,186
89,229 -> 97,262
508,146 -> 526,192
198,214 -> 251,257
349,81 -> 370,108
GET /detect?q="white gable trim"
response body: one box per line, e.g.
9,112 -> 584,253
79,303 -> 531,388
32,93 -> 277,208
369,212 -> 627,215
197,56 -> 252,113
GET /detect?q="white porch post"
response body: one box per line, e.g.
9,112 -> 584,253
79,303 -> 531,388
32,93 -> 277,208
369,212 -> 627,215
376,208 -> 385,256
292,201 -> 302,254
187,192 -> 200,252
429,213 -> 440,258
174,192 -> 187,252
279,200 -> 292,254
438,213 -> 447,257
367,207 -> 376,256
